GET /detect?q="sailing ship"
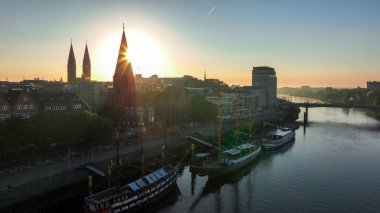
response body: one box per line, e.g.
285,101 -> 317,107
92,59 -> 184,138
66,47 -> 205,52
84,117 -> 180,213
203,94 -> 261,178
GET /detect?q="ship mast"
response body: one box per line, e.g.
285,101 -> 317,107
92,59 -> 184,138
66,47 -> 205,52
233,93 -> 241,146
249,96 -> 253,143
217,93 -> 223,164
162,114 -> 166,167
139,108 -> 145,178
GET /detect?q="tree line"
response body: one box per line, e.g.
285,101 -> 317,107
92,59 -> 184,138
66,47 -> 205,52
0,112 -> 114,153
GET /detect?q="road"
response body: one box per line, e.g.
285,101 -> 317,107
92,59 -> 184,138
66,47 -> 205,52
0,124 -> 208,191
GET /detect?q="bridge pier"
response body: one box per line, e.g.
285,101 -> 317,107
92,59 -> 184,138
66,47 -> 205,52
303,106 -> 309,127
305,106 -> 308,125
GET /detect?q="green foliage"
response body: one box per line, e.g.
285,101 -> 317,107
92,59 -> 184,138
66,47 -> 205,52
188,94 -> 217,124
0,112 -> 114,153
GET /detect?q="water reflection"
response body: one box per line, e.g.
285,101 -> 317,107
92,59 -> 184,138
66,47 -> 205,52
158,97 -> 380,213
189,159 -> 259,212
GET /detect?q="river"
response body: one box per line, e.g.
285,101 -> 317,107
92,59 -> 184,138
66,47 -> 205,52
156,96 -> 380,213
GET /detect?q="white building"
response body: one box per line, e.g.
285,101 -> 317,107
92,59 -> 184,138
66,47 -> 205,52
205,88 -> 266,121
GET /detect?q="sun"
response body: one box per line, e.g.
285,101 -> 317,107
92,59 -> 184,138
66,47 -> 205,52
94,30 -> 170,81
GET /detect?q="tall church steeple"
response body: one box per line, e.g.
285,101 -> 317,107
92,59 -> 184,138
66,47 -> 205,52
67,40 -> 76,83
113,24 -> 137,127
82,41 -> 91,80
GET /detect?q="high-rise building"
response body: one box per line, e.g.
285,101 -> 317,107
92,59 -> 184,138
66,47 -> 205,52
113,26 -> 138,127
82,42 -> 91,81
252,66 -> 277,108
67,41 -> 76,83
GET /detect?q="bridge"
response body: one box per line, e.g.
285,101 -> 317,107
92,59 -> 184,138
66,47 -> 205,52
281,102 -> 380,126
283,102 -> 380,109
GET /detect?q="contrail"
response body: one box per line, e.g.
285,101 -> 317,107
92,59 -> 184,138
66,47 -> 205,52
207,6 -> 215,16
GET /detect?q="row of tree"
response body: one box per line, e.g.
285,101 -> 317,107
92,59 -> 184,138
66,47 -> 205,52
0,112 -> 114,153
0,88 -> 218,153
279,87 -> 380,105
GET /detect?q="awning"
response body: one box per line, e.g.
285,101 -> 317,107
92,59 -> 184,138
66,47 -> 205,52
128,182 -> 140,191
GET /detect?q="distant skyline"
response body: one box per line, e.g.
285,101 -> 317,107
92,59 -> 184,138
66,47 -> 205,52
0,0 -> 379,87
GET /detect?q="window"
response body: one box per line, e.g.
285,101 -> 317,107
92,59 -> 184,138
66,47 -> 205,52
1,105 -> 7,111
17,105 -> 22,110
23,105 -> 28,110
29,104 -> 33,109
0,114 -> 4,121
5,114 -> 10,118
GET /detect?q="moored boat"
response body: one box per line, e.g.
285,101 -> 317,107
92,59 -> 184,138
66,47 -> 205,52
84,164 -> 179,213
202,94 -> 261,178
203,143 -> 261,178
261,128 -> 295,149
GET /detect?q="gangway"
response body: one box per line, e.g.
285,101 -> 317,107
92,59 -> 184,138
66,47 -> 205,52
185,136 -> 214,148
85,165 -> 106,177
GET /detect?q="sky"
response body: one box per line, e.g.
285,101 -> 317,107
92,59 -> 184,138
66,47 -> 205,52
0,0 -> 379,87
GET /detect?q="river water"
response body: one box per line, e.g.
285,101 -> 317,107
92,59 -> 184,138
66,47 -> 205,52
157,96 -> 380,213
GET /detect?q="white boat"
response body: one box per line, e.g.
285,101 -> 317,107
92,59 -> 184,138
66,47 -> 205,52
261,128 -> 295,149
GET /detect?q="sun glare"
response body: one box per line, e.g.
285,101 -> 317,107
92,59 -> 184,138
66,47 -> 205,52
94,30 -> 170,81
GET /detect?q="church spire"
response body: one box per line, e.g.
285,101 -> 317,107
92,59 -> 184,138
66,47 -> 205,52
67,40 -> 76,83
82,41 -> 91,80
116,24 -> 129,67
113,23 -> 137,127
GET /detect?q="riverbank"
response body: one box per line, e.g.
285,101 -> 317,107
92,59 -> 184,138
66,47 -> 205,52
278,87 -> 380,121
0,107 -> 298,212
279,92 -> 380,121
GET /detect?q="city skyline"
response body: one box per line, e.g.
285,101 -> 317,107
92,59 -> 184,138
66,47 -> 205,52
1,0 -> 380,87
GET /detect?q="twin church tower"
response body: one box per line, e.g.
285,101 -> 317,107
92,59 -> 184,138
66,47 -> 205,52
67,41 -> 91,83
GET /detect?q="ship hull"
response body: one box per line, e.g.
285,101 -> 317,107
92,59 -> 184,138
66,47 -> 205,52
205,147 -> 261,178
84,165 -> 179,213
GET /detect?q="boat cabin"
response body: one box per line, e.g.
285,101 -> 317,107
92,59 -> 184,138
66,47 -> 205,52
265,129 -> 292,140
222,143 -> 255,161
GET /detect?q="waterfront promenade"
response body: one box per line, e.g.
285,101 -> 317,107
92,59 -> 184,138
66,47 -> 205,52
0,125 -> 201,191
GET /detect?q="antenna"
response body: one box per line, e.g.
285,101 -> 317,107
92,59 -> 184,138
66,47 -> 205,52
123,23 -> 125,30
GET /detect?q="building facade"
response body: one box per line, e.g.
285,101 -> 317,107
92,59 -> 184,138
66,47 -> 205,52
70,80 -> 101,107
0,91 -> 89,121
205,89 -> 265,121
135,74 -> 163,93
0,95 -> 12,121
252,66 -> 277,108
